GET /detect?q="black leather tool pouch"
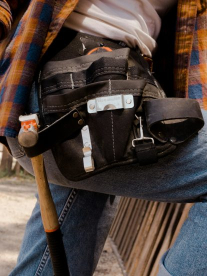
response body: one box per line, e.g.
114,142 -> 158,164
24,35 -> 204,181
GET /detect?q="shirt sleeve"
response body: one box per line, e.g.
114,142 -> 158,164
0,0 -> 13,40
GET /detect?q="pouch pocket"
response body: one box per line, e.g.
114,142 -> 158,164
49,79 -> 145,180
40,48 -> 159,181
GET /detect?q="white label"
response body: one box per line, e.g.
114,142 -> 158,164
87,94 -> 134,113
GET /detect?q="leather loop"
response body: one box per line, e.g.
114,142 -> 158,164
134,141 -> 158,165
144,98 -> 204,144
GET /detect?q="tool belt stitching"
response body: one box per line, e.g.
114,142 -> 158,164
44,90 -> 144,109
41,76 -> 153,95
44,89 -> 161,112
41,54 -> 128,79
42,80 -> 86,93
18,32 -> 204,180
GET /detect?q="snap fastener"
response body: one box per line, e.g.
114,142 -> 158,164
89,104 -> 95,110
73,112 -> 79,118
83,126 -> 88,131
78,119 -> 84,125
126,98 -> 132,104
170,137 -> 177,144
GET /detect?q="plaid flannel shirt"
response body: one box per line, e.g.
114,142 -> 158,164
175,0 -> 207,110
0,0 -> 206,140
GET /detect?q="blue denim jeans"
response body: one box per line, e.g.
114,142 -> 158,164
158,202 -> 207,276
7,109 -> 207,276
9,185 -> 120,276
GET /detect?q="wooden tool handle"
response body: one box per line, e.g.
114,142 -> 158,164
31,155 -> 69,275
18,114 -> 69,275
31,155 -> 59,232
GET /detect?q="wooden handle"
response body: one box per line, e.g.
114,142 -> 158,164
31,155 -> 59,232
31,154 -> 70,275
18,115 -> 70,275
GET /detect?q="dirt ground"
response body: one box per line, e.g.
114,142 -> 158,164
0,177 -> 123,276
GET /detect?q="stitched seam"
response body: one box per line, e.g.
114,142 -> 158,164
58,189 -> 78,225
42,55 -> 127,78
42,80 -> 85,93
42,68 -> 125,94
87,66 -> 125,74
87,69 -> 125,83
80,36 -> 118,45
34,189 -> 78,276
45,88 -> 142,108
12,144 -> 26,159
43,67 -> 125,90
45,90 -> 143,112
35,247 -> 50,276
111,111 -> 116,161
13,151 -> 25,159
129,75 -> 151,81
86,67 -> 125,80
108,80 -> 116,161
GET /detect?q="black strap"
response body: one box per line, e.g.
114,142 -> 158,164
144,98 -> 204,144
46,228 -> 70,276
134,141 -> 158,165
23,109 -> 85,158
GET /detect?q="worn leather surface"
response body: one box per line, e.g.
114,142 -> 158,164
144,98 -> 204,144
29,31 -> 204,181
23,109 -> 84,158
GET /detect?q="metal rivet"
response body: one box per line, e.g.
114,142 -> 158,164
78,119 -> 84,125
73,112 -> 78,118
83,126 -> 88,131
89,104 -> 95,110
84,142 -> 90,147
158,132 -> 164,138
126,98 -> 132,104
170,137 -> 177,144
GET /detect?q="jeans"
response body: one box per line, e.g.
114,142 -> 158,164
9,185 -> 120,276
7,109 -> 207,276
159,202 -> 207,276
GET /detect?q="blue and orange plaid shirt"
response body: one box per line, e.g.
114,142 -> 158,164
0,0 -> 206,140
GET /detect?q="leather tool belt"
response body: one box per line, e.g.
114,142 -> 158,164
22,32 -> 204,181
